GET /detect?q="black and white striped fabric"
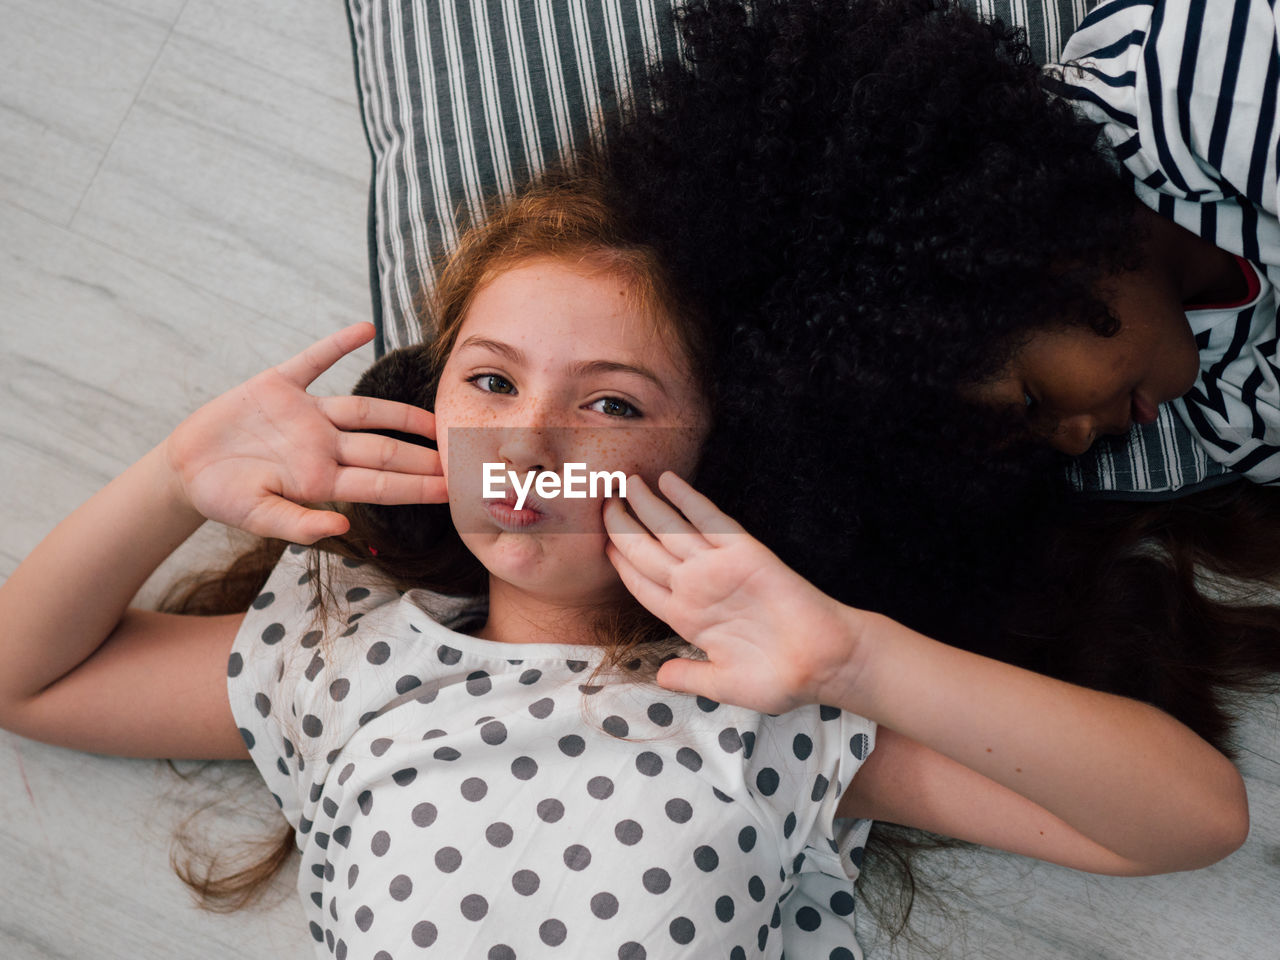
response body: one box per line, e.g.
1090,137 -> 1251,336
1051,0 -> 1280,490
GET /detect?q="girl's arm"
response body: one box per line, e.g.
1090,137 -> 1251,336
0,323 -> 444,759
603,471 -> 1249,875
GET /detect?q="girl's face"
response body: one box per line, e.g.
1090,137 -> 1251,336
433,255 -> 711,607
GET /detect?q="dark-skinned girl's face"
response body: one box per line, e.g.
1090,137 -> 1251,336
970,206 -> 1244,456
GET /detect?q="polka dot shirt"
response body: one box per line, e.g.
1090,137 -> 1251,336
228,546 -> 876,960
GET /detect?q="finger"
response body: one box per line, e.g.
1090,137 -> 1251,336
321,394 -> 437,441
276,323 -> 376,388
624,474 -> 713,560
602,499 -> 679,588
655,656 -> 718,699
656,471 -> 746,546
335,432 -> 442,477
249,497 -> 351,545
605,540 -> 674,622
331,467 -> 450,505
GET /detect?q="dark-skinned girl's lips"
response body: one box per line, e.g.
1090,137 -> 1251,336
1131,391 -> 1160,425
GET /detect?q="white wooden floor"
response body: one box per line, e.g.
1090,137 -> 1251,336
0,2 -> 1276,958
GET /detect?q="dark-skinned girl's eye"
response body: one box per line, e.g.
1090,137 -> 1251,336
589,396 -> 641,418
467,373 -> 515,395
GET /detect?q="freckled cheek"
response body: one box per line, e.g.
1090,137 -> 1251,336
566,430 -> 702,487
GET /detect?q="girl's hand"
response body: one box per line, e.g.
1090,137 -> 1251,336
603,471 -> 865,714
165,322 -> 445,544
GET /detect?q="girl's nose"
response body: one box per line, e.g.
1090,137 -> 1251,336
1048,414 -> 1098,457
496,425 -> 556,475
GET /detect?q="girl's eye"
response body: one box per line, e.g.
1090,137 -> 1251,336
467,373 -> 515,395
1023,390 -> 1038,414
588,396 -> 641,418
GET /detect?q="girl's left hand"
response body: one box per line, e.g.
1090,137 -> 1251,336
603,472 -> 864,714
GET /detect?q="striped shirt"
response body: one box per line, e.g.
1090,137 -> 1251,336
1048,0 -> 1280,490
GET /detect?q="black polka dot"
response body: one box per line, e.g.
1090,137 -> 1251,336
830,890 -> 856,916
602,715 -> 629,738
756,767 -> 780,796
747,876 -> 765,902
812,773 -> 831,802
302,714 -> 323,737
614,819 -> 643,845
618,943 -> 646,960
635,751 -> 663,776
344,864 -> 357,889
325,928 -> 334,951
358,710 -> 378,726
304,653 -> 325,681
300,630 -> 322,648
729,947 -> 745,960
366,642 -> 390,665
434,746 -> 461,761
395,674 -> 421,694
563,844 -> 591,870
664,798 -> 692,823
481,720 -> 507,745
489,946 -> 516,960
793,733 -> 813,760
770,904 -> 782,928
669,916 -> 695,945
783,812 -> 797,838
435,847 -> 462,872
738,826 -> 757,852
358,790 -> 373,815
718,728 -> 743,753
757,924 -> 769,950
227,653 -> 243,677
676,747 -> 702,772
511,756 -> 538,780
647,702 -> 673,727
438,645 -> 462,665
461,894 -> 488,921
261,623 -> 285,645
693,845 -> 719,871
566,659 -> 589,672
323,797 -> 339,818
329,678 -> 350,701
371,831 -> 390,856
537,798 -> 565,823
371,737 -> 392,756
715,895 -> 735,922
519,669 -> 542,684
796,905 -> 822,931
850,732 -> 871,759
238,728 -> 255,749
820,704 -> 841,721
742,731 -> 756,757
695,696 -> 719,712
486,822 -> 513,847
374,953 -> 393,960
558,734 -> 585,757
461,777 -> 488,801
512,869 -> 540,895
529,697 -> 555,719
411,921 -> 437,947
345,586 -> 370,602
250,589 -> 274,609
591,892 -> 619,919
349,904 -> 371,932
539,919 -> 568,946
466,670 -> 492,696
412,802 -> 437,827
587,776 -> 614,799
335,939 -> 347,960
642,867 -> 670,894
393,768 -> 418,787
831,948 -> 857,960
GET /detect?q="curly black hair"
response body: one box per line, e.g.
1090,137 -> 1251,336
596,0 -> 1280,750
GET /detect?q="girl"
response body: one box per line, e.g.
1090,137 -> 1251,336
0,171 -> 1248,959
594,0 -> 1280,751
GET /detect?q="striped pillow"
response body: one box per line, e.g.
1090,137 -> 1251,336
342,0 -> 1227,498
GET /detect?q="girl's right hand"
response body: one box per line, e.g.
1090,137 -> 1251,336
164,322 -> 445,544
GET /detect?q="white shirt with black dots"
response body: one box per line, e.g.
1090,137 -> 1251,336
228,545 -> 877,960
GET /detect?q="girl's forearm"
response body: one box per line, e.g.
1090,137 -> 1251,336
0,443 -> 205,707
833,609 -> 1248,871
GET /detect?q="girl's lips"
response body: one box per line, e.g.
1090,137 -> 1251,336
1131,391 -> 1160,425
484,498 -> 547,530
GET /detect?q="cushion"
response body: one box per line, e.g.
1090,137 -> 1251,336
342,0 -> 1227,499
